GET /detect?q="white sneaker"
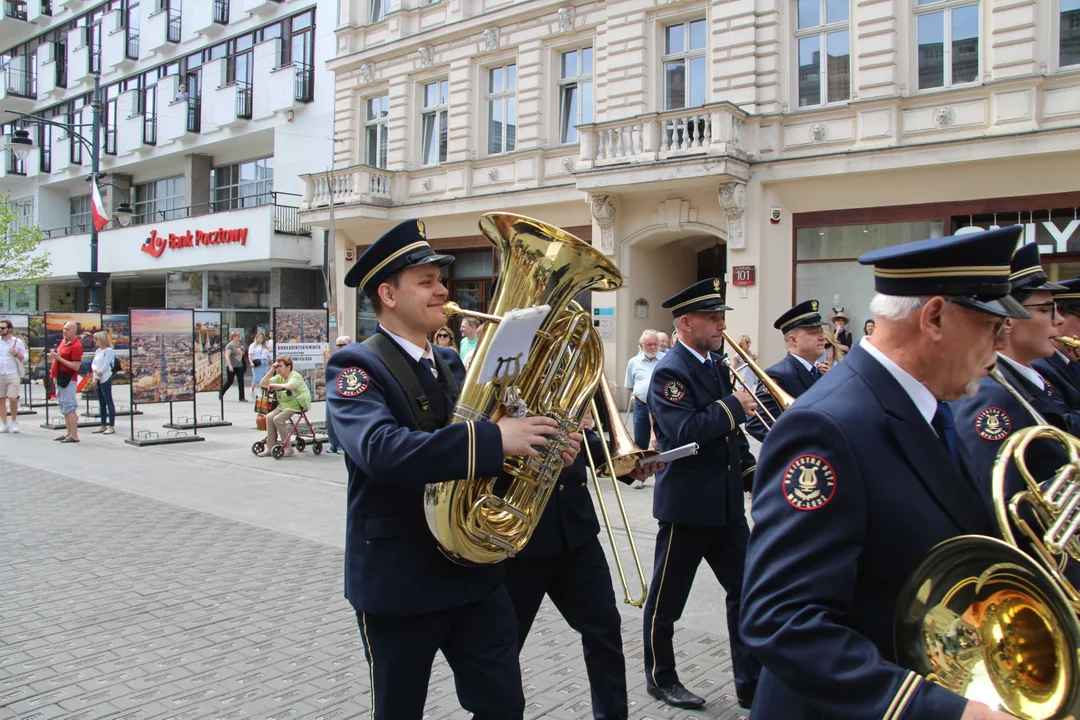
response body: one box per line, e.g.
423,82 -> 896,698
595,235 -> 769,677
0,424 -> 8,434
10,422 -> 18,433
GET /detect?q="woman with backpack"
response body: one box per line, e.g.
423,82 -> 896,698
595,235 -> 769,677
90,331 -> 117,435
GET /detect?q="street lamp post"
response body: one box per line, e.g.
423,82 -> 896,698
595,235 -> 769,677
4,74 -> 133,313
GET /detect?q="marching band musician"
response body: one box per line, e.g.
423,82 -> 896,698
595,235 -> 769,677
501,411 -> 661,720
1031,276 -> 1080,408
954,241 -> 1072,499
327,219 -> 582,720
640,278 -> 761,711
741,226 -> 1029,720
745,299 -> 829,442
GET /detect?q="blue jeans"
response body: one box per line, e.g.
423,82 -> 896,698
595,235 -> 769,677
326,413 -> 339,452
96,378 -> 116,427
632,399 -> 651,451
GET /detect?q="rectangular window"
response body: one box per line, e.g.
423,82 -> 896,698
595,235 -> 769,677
371,0 -> 388,22
70,195 -> 92,231
1061,0 -> 1080,67
795,0 -> 850,107
663,19 -> 707,110
7,197 -> 34,233
486,64 -> 516,155
421,79 -> 448,166
559,47 -> 593,144
365,94 -> 389,169
212,157 -> 274,210
133,176 -> 185,224
916,0 -> 979,90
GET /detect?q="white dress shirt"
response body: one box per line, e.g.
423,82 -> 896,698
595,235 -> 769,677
0,335 -> 26,376
788,352 -> 814,373
382,326 -> 438,378
679,339 -> 709,364
859,337 -> 939,427
997,353 -> 1045,391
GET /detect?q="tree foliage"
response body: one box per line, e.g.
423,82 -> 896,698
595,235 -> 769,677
0,194 -> 51,290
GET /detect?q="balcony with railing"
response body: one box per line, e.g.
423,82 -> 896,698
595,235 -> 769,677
236,81 -> 252,119
294,61 -> 313,102
166,8 -> 180,42
300,166 -> 394,211
102,11 -> 138,73
142,106 -> 157,146
187,0 -> 227,36
0,62 -> 37,110
213,0 -> 227,24
4,0 -> 28,21
158,75 -> 201,145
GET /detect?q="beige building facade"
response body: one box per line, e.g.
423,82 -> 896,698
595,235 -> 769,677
299,0 -> 1080,398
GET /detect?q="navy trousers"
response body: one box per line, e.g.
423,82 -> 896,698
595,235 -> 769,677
642,520 -> 760,695
503,538 -> 627,719
357,585 -> 525,720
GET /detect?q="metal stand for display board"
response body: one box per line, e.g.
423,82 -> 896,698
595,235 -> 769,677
82,392 -> 142,419
125,391 -> 204,447
40,387 -> 102,430
16,380 -> 36,416
161,395 -> 231,430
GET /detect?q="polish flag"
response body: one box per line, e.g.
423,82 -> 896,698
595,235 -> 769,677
91,181 -> 109,231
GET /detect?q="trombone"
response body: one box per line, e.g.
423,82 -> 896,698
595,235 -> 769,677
582,373 -> 652,607
721,330 -> 795,434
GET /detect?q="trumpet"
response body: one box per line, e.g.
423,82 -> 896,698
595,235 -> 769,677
722,330 -> 795,434
581,373 -> 650,607
1055,335 -> 1080,362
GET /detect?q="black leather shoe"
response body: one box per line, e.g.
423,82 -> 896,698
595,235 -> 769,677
647,683 -> 706,709
737,691 -> 754,710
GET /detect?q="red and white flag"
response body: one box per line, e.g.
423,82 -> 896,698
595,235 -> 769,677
91,181 -> 109,231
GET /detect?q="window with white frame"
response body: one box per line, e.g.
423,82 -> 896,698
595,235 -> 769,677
487,64 -> 517,155
371,0 -> 389,23
1062,0 -> 1080,68
134,176 -> 185,224
915,0 -> 979,90
559,47 -> 593,144
365,94 -> 389,169
663,19 -> 707,110
7,197 -> 34,233
70,195 -> 92,231
795,0 -> 850,107
421,79 -> 448,166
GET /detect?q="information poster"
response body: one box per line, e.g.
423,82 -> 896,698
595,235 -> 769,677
44,312 -> 103,389
28,314 -> 45,379
129,309 -> 195,404
272,308 -> 329,401
194,311 -> 223,393
103,314 -> 131,386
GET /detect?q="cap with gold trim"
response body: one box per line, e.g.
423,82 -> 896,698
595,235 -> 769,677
1053,276 -> 1080,310
344,219 -> 454,294
774,299 -> 828,333
662,278 -> 732,318
1009,241 -> 1066,294
857,225 -> 1030,319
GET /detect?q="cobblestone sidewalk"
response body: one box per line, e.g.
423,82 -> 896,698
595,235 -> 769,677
0,463 -> 748,720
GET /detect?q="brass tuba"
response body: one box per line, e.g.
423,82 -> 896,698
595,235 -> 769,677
896,367 -> 1080,719
425,213 -> 622,565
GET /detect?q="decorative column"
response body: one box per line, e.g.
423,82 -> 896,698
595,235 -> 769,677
590,195 -> 616,255
718,181 -> 747,250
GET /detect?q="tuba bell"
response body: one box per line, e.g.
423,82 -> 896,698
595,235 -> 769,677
425,213 -> 622,565
896,367 -> 1080,719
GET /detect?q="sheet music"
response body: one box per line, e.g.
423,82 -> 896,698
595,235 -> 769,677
477,305 -> 552,384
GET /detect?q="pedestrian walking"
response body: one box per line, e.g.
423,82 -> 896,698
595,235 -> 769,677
0,318 -> 27,434
248,332 -> 272,398
48,321 -> 84,443
90,331 -> 117,434
220,331 -> 247,402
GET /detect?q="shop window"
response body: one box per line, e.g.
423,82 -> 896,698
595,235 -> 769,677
166,271 -> 203,309
1062,0 -> 1080,68
795,0 -> 849,107
208,272 -> 270,309
365,94 -> 389,169
663,18 -> 707,110
559,47 -> 593,144
421,79 -> 449,166
133,176 -> 185,224
916,0 -> 979,90
487,63 -> 517,155
212,157 -> 274,210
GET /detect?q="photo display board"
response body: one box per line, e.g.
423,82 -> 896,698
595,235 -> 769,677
103,314 -> 131,386
44,312 -> 103,390
194,311 -> 223,393
28,314 -> 45,379
129,309 -> 195,404
272,308 -> 329,401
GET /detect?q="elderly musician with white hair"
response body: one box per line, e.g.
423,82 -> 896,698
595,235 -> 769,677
741,226 -> 1028,720
624,329 -> 662,486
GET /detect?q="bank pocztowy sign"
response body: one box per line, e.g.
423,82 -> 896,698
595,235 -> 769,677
141,228 -> 249,258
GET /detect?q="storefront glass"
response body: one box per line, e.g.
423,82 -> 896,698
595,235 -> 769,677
167,272 -> 204,309
208,272 -> 271,308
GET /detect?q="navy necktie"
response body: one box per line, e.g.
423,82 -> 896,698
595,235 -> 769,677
810,365 -> 821,381
421,357 -> 437,379
932,401 -> 960,465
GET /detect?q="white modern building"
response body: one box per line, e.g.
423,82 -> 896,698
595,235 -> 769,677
0,0 -> 335,336
300,0 -> 1080,384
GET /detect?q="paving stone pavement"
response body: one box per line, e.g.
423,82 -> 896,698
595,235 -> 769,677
0,457 -> 750,720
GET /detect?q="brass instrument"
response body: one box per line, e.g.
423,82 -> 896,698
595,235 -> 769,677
1055,336 -> 1080,351
722,330 -> 795,433
581,373 -> 652,606
896,366 -> 1080,719
426,213 -> 621,565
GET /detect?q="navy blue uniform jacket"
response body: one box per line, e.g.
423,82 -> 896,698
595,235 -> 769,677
742,344 -> 996,720
327,329 -> 506,616
647,340 -> 755,527
746,353 -> 816,442
1032,352 -> 1080,434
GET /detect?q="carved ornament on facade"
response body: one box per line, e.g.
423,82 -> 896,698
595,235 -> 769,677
557,7 -> 573,32
590,195 -> 616,255
933,107 -> 955,127
561,157 -> 575,173
809,124 -> 828,143
483,28 -> 498,52
487,168 -> 499,182
359,64 -> 373,84
418,47 -> 433,68
422,178 -> 433,191
718,182 -> 747,250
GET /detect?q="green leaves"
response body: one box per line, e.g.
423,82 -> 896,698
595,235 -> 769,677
0,194 -> 51,290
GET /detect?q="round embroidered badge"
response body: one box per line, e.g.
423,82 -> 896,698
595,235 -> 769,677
782,455 -> 836,511
974,407 -> 1011,441
664,380 -> 687,402
338,367 -> 370,397
1047,381 -> 1056,398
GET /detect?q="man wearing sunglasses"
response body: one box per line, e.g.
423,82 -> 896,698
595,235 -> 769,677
0,319 -> 27,434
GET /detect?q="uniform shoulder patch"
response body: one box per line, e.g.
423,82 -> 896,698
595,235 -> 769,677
974,407 -> 1011,441
782,455 -> 836,511
1047,381 -> 1056,398
663,380 -> 687,403
338,367 -> 370,397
